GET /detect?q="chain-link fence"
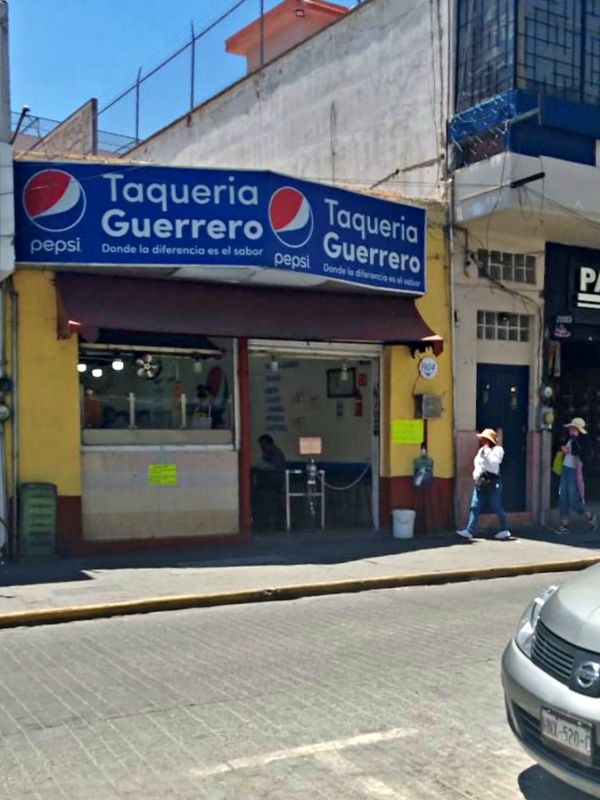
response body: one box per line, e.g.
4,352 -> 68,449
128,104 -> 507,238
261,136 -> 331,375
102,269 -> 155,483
11,110 -> 136,155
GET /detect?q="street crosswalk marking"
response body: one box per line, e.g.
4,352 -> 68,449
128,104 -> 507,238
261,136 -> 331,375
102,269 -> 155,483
189,727 -> 416,780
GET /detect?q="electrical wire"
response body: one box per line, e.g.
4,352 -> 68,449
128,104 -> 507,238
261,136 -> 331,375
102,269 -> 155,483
524,187 -> 600,235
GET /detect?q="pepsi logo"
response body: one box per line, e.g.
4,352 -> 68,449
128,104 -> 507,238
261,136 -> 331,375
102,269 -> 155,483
23,169 -> 86,232
268,187 -> 313,248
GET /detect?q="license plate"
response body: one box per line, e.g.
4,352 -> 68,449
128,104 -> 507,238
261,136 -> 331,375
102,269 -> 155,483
541,708 -> 593,761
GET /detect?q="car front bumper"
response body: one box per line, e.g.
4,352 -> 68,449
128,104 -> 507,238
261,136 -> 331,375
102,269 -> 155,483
502,637 -> 600,797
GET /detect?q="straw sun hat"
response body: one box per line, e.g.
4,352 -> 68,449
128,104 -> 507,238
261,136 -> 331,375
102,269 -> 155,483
564,417 -> 588,434
476,428 -> 498,445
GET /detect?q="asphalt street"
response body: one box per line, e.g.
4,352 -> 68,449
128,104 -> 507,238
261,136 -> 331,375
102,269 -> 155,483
0,572 -> 593,800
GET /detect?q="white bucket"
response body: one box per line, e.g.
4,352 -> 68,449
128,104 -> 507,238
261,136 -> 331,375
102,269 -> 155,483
392,509 -> 416,539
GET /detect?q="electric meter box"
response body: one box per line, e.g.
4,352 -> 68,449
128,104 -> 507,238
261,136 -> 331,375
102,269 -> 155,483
415,394 -> 443,419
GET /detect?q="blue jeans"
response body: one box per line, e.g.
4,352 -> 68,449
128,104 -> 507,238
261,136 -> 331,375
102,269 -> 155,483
559,466 -> 586,518
466,481 -> 507,533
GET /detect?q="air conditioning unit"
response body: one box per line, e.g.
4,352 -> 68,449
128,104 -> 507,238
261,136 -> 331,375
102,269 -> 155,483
415,394 -> 443,419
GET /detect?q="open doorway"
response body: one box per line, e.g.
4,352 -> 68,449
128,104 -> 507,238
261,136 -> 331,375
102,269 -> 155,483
248,341 -> 381,532
550,341 -> 600,508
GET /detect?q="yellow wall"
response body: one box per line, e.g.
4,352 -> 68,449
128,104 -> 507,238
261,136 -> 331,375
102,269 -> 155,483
10,226 -> 451,497
12,269 -> 81,496
381,223 -> 453,479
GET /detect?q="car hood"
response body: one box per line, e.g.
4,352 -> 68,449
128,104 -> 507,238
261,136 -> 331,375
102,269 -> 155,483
541,564 -> 600,651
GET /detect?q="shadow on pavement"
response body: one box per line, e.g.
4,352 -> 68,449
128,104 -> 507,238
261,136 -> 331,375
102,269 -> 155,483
1,521 -> 598,589
511,524 -> 600,550
0,528 -> 463,587
518,765 -> 595,798
0,563 -> 92,587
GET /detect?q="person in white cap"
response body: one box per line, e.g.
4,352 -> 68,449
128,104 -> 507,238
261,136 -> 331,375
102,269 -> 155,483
456,428 -> 511,541
556,417 -> 597,535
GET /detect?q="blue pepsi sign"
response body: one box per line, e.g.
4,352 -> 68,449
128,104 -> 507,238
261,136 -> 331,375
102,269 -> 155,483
14,161 -> 426,295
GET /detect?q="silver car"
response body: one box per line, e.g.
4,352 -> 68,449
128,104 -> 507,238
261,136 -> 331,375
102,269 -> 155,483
502,566 -> 600,797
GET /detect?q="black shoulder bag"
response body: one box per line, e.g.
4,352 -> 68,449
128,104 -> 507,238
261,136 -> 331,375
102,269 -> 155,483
476,471 -> 497,494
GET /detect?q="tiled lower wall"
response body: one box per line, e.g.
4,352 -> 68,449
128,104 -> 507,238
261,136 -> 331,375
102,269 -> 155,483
81,448 -> 239,541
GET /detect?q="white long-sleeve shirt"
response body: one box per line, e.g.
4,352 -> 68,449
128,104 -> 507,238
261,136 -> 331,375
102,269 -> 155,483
473,445 -> 504,480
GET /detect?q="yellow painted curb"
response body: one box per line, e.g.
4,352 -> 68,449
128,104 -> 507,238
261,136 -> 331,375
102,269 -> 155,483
1,555 -> 599,629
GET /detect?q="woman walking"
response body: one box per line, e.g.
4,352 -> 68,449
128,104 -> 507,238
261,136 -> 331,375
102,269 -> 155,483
555,417 -> 597,535
456,428 -> 511,541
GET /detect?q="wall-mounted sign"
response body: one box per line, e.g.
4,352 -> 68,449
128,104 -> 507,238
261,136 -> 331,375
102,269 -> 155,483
418,356 -> 438,380
391,418 -> 424,445
554,322 -> 571,339
147,464 -> 177,485
13,161 -> 426,296
576,266 -> 600,309
299,436 -> 322,455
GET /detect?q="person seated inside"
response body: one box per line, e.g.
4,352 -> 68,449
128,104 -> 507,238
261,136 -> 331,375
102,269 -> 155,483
252,434 -> 286,530
255,434 -> 286,471
191,384 -> 215,429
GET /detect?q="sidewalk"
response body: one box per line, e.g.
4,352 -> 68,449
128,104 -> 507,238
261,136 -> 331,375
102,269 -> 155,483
1,524 -> 599,627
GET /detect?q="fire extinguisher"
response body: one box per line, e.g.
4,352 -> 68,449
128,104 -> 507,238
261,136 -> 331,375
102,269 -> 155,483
354,390 -> 363,417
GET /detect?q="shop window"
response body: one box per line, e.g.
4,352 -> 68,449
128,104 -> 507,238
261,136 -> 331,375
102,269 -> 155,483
477,249 -> 536,284
78,335 -> 235,445
477,311 -> 530,342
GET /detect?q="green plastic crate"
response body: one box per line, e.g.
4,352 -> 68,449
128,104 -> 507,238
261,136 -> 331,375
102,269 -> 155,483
18,482 -> 57,560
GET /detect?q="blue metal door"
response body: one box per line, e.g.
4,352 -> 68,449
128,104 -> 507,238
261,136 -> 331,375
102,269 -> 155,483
476,364 -> 529,512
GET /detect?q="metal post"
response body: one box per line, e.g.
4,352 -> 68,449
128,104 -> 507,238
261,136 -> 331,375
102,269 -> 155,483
0,1 -> 10,145
0,285 -> 7,559
10,283 -> 17,559
320,470 -> 325,530
259,0 -> 265,66
128,392 -> 136,428
134,66 -> 142,143
0,2 -> 12,561
180,392 -> 187,429
190,22 -> 196,111
285,470 -> 291,531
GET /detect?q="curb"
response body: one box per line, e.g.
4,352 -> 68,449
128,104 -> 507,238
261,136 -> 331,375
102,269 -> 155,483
1,556 -> 599,630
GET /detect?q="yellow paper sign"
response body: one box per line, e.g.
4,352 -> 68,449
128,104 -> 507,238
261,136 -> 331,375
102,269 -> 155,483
391,419 -> 424,445
147,464 -> 177,485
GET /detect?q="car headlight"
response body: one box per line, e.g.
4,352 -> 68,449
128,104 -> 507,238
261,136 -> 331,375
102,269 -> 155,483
515,584 -> 559,658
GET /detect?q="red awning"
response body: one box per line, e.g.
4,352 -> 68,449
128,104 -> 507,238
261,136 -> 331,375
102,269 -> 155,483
55,273 -> 443,353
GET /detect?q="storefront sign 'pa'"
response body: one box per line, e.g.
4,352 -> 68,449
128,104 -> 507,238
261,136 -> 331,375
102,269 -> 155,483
13,161 -> 426,296
576,266 -> 600,309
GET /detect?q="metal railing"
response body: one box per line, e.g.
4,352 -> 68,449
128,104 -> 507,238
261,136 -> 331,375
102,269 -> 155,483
10,110 -> 136,155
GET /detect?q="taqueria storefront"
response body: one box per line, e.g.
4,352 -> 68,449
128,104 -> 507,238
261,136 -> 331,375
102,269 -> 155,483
10,157 -> 453,555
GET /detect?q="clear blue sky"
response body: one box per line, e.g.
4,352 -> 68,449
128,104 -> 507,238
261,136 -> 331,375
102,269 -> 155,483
9,0 -> 354,143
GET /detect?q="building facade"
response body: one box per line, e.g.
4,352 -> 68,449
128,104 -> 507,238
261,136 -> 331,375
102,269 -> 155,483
13,0 -> 595,551
450,0 -> 600,523
128,0 -> 600,527
7,156 -> 452,555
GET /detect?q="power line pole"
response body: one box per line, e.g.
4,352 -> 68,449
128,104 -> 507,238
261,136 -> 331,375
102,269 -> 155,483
0,0 -> 14,561
0,0 -> 9,144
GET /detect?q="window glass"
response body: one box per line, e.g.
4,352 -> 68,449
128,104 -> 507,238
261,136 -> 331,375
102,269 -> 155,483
477,249 -> 537,285
79,336 -> 235,439
477,312 -> 531,343
456,0 -> 515,110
